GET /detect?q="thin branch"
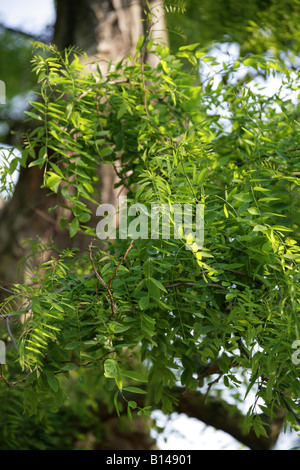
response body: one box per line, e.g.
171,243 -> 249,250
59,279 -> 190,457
88,240 -> 116,319
175,387 -> 285,450
203,371 -> 224,404
164,281 -> 228,291
0,23 -> 45,41
0,364 -> 35,388
0,284 -> 31,299
45,349 -> 116,369
109,240 -> 134,289
5,316 -> 18,352
280,393 -> 300,425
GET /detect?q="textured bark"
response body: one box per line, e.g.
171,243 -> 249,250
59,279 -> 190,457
53,0 -> 167,68
0,0 -> 167,289
176,390 -> 285,450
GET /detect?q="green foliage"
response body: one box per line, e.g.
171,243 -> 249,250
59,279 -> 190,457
1,31 -> 300,449
0,28 -> 36,100
166,0 -> 300,58
0,28 -> 39,144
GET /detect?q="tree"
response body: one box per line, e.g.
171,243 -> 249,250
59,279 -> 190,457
0,0 -> 299,450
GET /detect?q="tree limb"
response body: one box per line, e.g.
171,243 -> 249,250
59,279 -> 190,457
174,389 -> 285,450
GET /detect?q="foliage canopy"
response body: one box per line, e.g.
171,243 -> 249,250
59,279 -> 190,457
0,20 -> 300,448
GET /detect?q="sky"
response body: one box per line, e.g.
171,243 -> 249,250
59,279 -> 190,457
0,0 -> 55,35
0,0 -> 298,451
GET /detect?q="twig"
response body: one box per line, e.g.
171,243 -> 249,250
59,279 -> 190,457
280,393 -> 300,424
64,349 -> 116,368
88,240 -> 116,319
164,281 -> 228,291
164,281 -> 195,288
109,240 -> 134,289
0,285 -> 31,299
203,371 -> 224,404
0,364 -> 35,388
223,268 -> 265,286
5,316 -> 18,353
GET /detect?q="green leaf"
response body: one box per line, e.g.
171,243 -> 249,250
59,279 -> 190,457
149,277 -> 167,293
233,193 -> 253,202
122,370 -> 148,383
197,168 -> 207,185
117,103 -> 127,119
139,296 -> 150,310
243,57 -> 255,67
124,387 -> 147,394
47,375 -> 59,393
128,400 -> 137,409
25,110 -> 43,121
253,224 -> 267,232
46,172 -> 61,193
104,359 -> 119,378
69,218 -> 80,238
79,212 -> 91,223
253,415 -> 268,438
179,43 -> 200,51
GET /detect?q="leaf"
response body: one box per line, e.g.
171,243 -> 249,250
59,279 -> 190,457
25,110 -> 43,121
104,359 -> 119,378
197,168 -> 207,185
124,387 -> 147,394
114,391 -> 120,417
149,277 -> 167,293
253,224 -> 267,232
247,207 -> 260,215
224,204 -> 229,218
122,370 -> 148,383
128,400 -> 137,409
136,35 -> 144,51
117,103 -> 127,119
47,375 -> 59,393
139,296 -> 150,310
69,218 -> 80,238
233,193 -> 253,202
243,57 -> 255,67
253,415 -> 268,438
46,172 -> 61,193
79,212 -> 91,223
179,43 -> 200,51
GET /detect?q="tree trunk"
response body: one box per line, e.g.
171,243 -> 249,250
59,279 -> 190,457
0,0 -> 167,289
53,0 -> 167,67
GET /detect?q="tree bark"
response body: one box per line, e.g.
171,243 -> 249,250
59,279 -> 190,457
176,390 -> 285,450
0,0 -> 167,289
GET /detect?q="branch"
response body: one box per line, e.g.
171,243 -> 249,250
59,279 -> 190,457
165,281 -> 228,291
164,267 -> 266,291
123,385 -> 285,450
175,389 -> 285,450
88,240 -> 116,319
0,363 -> 35,388
5,315 -> 18,352
0,23 -> 45,41
109,240 -> 134,289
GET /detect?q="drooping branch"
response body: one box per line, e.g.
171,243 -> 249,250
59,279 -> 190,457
175,389 -> 285,451
123,386 -> 285,450
0,23 -> 48,42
